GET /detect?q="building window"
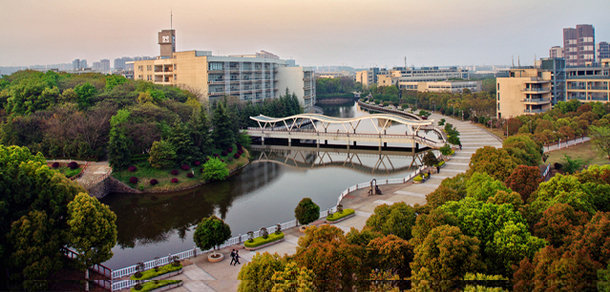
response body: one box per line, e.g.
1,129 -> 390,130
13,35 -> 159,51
138,75 -> 143,79
138,65 -> 143,71
497,93 -> 500,101
147,75 -> 152,81
174,74 -> 177,81
497,103 -> 500,110
173,64 -> 177,70
147,65 -> 152,71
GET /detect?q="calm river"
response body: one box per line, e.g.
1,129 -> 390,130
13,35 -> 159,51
101,101 -> 435,269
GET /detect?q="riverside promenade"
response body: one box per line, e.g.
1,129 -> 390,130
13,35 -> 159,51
160,112 -> 503,292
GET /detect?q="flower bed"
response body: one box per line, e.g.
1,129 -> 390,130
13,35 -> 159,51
131,280 -> 182,292
244,232 -> 285,250
413,173 -> 429,183
436,161 -> 445,167
326,208 -> 356,223
130,263 -> 183,281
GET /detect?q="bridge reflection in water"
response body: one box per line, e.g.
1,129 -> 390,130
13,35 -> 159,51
251,144 -> 430,175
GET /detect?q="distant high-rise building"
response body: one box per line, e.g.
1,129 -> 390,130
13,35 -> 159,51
549,46 -> 563,58
72,59 -> 81,70
92,61 -> 101,71
563,24 -> 595,66
114,57 -> 134,70
598,42 -> 610,61
100,59 -> 110,72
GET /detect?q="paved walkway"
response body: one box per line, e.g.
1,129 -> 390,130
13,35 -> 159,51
46,159 -> 111,188
162,112 -> 503,292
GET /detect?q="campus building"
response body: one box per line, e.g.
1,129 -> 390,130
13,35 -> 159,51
598,42 -> 610,61
565,59 -> 610,103
563,24 -> 595,67
133,29 -> 316,112
496,68 -> 553,119
398,80 -> 482,93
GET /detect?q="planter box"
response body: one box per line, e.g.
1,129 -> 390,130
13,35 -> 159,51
325,213 -> 356,224
244,238 -> 285,251
151,269 -> 183,281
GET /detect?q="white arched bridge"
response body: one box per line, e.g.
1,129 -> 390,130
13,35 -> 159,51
247,113 -> 447,150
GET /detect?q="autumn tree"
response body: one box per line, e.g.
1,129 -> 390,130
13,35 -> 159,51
425,185 -> 463,209
574,164 -> 610,212
504,165 -> 543,203
411,225 -> 483,289
530,174 -> 595,222
411,208 -> 459,246
468,146 -> 519,181
533,203 -> 590,247
366,235 -> 414,279
365,202 -> 416,240
345,227 -> 383,246
238,252 -> 286,292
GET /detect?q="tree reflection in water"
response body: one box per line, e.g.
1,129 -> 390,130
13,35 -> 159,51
101,162 -> 282,249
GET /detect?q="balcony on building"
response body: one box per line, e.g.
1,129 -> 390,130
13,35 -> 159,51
522,97 -> 551,104
154,64 -> 173,73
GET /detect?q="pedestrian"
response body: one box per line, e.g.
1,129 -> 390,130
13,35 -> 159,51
427,170 -> 431,179
229,249 -> 236,265
436,165 -> 440,174
233,250 -> 240,265
459,143 -> 462,150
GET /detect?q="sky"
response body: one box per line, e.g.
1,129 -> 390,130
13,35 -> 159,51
1,0 -> 609,68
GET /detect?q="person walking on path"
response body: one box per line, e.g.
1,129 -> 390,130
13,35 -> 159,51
436,165 -> 440,174
427,170 -> 431,179
229,249 -> 236,265
459,143 -> 462,150
233,250 -> 241,266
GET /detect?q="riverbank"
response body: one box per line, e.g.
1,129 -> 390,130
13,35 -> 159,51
315,98 -> 355,105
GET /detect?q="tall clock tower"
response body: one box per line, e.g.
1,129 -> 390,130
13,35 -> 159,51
158,29 -> 175,58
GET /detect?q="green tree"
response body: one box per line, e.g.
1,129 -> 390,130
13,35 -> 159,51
466,172 -> 512,202
167,119 -> 200,166
561,154 -> 584,174
193,215 -> 231,257
588,125 -> 610,161
148,140 -> 176,169
107,109 -> 131,170
530,174 -> 595,220
67,193 -> 117,269
365,202 -> 416,240
202,157 -> 229,181
411,225 -> 483,289
271,261 -> 315,292
0,145 -> 85,282
486,221 -> 547,276
426,185 -> 463,209
212,102 -> 235,150
502,134 -> 542,166
74,81 -> 97,110
189,105 -> 213,156
422,151 -> 439,168
238,252 -> 287,292
294,198 -> 320,225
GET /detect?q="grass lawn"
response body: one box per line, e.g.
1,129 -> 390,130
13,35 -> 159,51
113,146 -> 250,192
545,141 -> 609,167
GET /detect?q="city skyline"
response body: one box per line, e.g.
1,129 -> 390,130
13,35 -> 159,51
1,0 -> 609,68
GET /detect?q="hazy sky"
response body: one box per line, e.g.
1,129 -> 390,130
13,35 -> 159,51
1,0 -> 609,68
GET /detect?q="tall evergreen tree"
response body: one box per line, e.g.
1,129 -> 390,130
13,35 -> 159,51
168,119 -> 200,166
212,102 -> 235,150
189,105 -> 213,157
107,109 -> 131,170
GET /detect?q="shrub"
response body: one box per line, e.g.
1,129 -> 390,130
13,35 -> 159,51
436,161 -> 445,167
439,144 -> 453,156
150,179 -> 158,185
221,159 -> 225,163
221,151 -> 228,156
67,161 -> 79,169
128,166 -> 137,172
187,173 -> 194,178
170,169 -> 179,175
227,147 -> 233,153
181,164 -> 189,171
129,177 -> 138,184
50,162 -> 60,168
227,157 -> 233,162
130,263 -> 183,280
326,208 -> 355,221
294,198 -> 320,225
401,104 -> 409,109
202,157 -> 229,181
213,154 -> 219,157
200,168 -> 205,173
171,178 -> 179,183
243,232 -> 285,248
234,153 -> 240,159
554,162 -> 563,170
194,161 -> 201,166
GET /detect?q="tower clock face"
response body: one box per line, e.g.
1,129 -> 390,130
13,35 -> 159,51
162,36 -> 170,43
